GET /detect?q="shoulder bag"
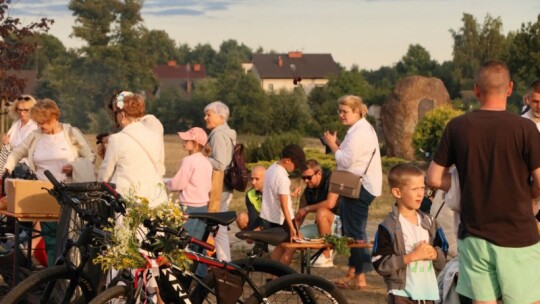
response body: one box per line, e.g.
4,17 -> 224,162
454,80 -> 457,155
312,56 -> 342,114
329,149 -> 376,199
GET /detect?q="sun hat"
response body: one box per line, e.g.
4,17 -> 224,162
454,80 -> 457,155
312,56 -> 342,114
178,127 -> 208,146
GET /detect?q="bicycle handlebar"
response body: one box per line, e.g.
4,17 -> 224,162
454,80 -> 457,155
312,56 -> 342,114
143,219 -> 215,253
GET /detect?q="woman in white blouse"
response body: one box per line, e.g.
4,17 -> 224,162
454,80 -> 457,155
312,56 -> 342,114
1,94 -> 38,171
98,93 -> 167,207
323,95 -> 382,289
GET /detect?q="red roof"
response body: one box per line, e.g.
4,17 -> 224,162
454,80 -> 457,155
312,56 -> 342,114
153,64 -> 207,79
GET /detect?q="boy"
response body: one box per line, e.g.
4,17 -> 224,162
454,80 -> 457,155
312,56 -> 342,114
372,163 -> 447,304
259,144 -> 306,264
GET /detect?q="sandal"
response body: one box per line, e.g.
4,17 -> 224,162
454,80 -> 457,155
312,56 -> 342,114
334,276 -> 368,290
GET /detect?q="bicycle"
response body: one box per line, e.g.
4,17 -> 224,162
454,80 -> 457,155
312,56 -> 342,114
2,170 -> 126,304
90,218 -> 347,304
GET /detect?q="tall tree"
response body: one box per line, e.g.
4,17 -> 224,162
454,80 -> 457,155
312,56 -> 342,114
69,0 -> 119,47
209,39 -> 252,76
140,30 -> 179,65
450,13 -> 507,88
395,44 -> 436,77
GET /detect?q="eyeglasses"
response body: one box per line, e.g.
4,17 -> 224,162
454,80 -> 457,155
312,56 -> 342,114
17,96 -> 32,101
337,109 -> 351,115
16,108 -> 30,113
302,170 -> 319,181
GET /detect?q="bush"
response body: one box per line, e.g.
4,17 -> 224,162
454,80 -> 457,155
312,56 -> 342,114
244,132 -> 303,163
413,106 -> 463,160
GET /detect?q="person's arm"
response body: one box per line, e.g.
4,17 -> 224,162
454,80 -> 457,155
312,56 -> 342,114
280,194 -> 297,241
166,159 -> 190,192
208,132 -> 233,171
426,161 -> 451,192
3,132 -> 34,173
295,192 -> 338,221
531,167 -> 540,199
97,136 -> 119,182
372,225 -> 405,276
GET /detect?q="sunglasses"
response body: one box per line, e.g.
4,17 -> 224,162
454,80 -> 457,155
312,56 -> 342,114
302,170 -> 319,181
16,108 -> 30,113
17,96 -> 32,101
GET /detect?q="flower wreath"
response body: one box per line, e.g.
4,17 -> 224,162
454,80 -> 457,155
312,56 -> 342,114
94,190 -> 189,271
115,91 -> 134,110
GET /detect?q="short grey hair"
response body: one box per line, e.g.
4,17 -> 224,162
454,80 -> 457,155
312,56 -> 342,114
204,101 -> 230,121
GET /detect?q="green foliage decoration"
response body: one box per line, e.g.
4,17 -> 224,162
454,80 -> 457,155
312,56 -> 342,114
413,107 -> 463,160
323,235 -> 353,256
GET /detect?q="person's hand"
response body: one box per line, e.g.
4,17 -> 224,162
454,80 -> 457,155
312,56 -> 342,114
97,135 -> 110,159
291,185 -> 301,198
411,241 -> 437,261
62,164 -> 74,177
2,135 -> 9,145
289,226 -> 298,242
323,131 -> 338,146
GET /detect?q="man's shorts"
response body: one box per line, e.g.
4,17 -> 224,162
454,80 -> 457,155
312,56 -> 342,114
457,236 -> 540,304
300,215 -> 339,239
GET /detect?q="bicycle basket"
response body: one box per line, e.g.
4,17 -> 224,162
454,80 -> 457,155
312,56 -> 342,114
211,266 -> 245,304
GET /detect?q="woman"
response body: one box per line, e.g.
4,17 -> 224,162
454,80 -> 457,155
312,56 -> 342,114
1,94 -> 38,172
323,95 -> 382,289
98,93 -> 167,207
4,98 -> 95,264
204,101 -> 236,261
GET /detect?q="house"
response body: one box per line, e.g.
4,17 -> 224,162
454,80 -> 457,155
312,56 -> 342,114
152,61 -> 207,99
243,52 -> 340,94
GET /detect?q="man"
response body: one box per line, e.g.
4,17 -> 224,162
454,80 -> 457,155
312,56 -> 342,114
521,79 -> 540,131
294,159 -> 340,267
427,61 -> 540,304
236,165 -> 266,231
521,79 -> 540,220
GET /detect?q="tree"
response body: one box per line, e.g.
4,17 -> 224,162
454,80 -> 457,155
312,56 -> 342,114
186,43 -> 216,67
505,14 -> 540,92
450,13 -> 507,88
413,107 -> 463,159
209,39 -> 252,76
396,44 -> 436,77
69,0 -> 119,47
0,0 -> 53,103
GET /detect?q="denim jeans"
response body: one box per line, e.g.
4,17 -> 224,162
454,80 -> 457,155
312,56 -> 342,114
339,187 -> 375,274
183,205 -> 208,277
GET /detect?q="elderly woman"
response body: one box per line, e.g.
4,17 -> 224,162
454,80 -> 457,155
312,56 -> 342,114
1,94 -> 38,172
4,98 -> 95,265
204,101 -> 236,262
98,93 -> 167,207
323,95 -> 382,289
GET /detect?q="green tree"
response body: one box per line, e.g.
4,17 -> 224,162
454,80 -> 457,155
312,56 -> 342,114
396,44 -> 436,77
413,107 -> 463,159
505,14 -> 540,91
69,0 -> 119,47
186,43 -> 216,67
450,13 -> 507,88
139,30 -> 178,65
269,89 -> 315,134
209,39 -> 252,76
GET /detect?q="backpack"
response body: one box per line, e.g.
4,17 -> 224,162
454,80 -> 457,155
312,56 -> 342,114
224,143 -> 249,192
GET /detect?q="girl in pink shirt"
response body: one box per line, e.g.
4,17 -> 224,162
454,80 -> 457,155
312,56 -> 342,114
166,127 -> 212,241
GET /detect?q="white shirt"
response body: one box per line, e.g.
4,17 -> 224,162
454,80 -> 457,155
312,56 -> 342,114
33,132 -> 76,182
7,119 -> 38,149
335,118 -> 383,196
259,162 -> 294,225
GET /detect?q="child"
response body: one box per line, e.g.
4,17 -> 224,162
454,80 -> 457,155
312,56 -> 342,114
166,127 -> 212,241
259,144 -> 307,264
372,163 -> 447,303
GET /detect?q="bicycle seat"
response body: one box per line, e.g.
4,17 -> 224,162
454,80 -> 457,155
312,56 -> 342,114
236,228 -> 289,246
189,211 -> 237,226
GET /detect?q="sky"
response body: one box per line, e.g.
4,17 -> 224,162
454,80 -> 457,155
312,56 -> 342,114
8,0 -> 540,70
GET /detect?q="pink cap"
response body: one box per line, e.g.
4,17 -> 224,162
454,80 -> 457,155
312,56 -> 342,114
178,127 -> 208,146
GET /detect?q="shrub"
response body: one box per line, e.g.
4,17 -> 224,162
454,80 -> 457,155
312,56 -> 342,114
413,106 -> 463,160
244,132 -> 303,163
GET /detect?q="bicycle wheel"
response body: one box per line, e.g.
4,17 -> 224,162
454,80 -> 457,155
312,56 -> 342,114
2,264 -> 96,304
88,285 -> 130,304
245,273 -> 348,304
190,257 -> 297,304
0,265 -> 32,300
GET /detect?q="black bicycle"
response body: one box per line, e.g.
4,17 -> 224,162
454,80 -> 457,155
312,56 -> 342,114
90,219 -> 347,304
2,170 -> 126,304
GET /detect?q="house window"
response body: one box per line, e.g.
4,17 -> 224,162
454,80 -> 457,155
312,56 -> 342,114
268,84 -> 274,92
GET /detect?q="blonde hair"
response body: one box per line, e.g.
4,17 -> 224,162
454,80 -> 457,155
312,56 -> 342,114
388,163 -> 424,189
30,98 -> 61,124
338,95 -> 368,118
9,94 -> 37,120
188,142 -> 211,157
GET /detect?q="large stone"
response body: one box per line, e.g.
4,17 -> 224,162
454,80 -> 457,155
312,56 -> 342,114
381,76 -> 452,160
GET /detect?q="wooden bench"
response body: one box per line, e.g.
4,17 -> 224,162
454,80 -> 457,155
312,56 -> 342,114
281,241 -> 373,274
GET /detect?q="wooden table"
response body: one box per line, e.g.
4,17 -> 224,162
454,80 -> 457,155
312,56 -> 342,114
282,241 -> 373,274
0,210 -> 59,286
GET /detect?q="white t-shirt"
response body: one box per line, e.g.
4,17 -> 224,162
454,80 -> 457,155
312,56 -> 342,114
389,213 -> 439,301
33,132 -> 76,182
259,162 -> 293,225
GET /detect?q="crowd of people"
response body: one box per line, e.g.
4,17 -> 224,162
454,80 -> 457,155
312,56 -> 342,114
1,59 -> 540,303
